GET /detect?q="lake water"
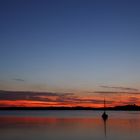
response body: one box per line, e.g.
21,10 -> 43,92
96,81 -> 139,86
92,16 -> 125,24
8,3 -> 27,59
0,110 -> 140,140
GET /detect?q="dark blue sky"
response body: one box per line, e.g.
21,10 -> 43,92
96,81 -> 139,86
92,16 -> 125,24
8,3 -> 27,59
1,0 -> 140,92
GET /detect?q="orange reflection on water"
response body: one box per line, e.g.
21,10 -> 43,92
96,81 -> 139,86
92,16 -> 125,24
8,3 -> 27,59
1,114 -> 140,140
1,116 -> 140,131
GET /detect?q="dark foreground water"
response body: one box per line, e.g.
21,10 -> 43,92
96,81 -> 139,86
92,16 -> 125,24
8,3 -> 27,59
0,110 -> 140,140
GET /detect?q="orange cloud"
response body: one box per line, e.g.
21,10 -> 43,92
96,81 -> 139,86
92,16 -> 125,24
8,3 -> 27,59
0,90 -> 140,108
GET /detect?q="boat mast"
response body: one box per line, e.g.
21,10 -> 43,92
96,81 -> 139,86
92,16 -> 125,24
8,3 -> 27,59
104,97 -> 106,112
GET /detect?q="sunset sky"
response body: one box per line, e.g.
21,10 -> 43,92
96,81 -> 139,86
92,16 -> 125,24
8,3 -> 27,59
1,0 -> 140,107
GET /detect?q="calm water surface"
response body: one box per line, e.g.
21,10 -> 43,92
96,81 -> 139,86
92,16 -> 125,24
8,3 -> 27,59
0,110 -> 140,140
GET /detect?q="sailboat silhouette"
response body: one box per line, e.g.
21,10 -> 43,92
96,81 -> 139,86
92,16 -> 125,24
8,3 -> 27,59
102,98 -> 108,121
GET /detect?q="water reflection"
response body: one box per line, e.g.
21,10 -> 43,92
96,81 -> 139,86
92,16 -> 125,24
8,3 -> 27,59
103,117 -> 107,140
0,111 -> 140,140
0,117 -> 103,140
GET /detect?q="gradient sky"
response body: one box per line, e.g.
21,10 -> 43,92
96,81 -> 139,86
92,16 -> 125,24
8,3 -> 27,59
1,0 -> 140,107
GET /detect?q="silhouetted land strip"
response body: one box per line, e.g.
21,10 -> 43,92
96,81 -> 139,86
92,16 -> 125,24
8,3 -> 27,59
0,104 -> 140,111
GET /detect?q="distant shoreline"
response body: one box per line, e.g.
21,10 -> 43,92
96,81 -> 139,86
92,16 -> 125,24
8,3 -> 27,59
0,104 -> 140,111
